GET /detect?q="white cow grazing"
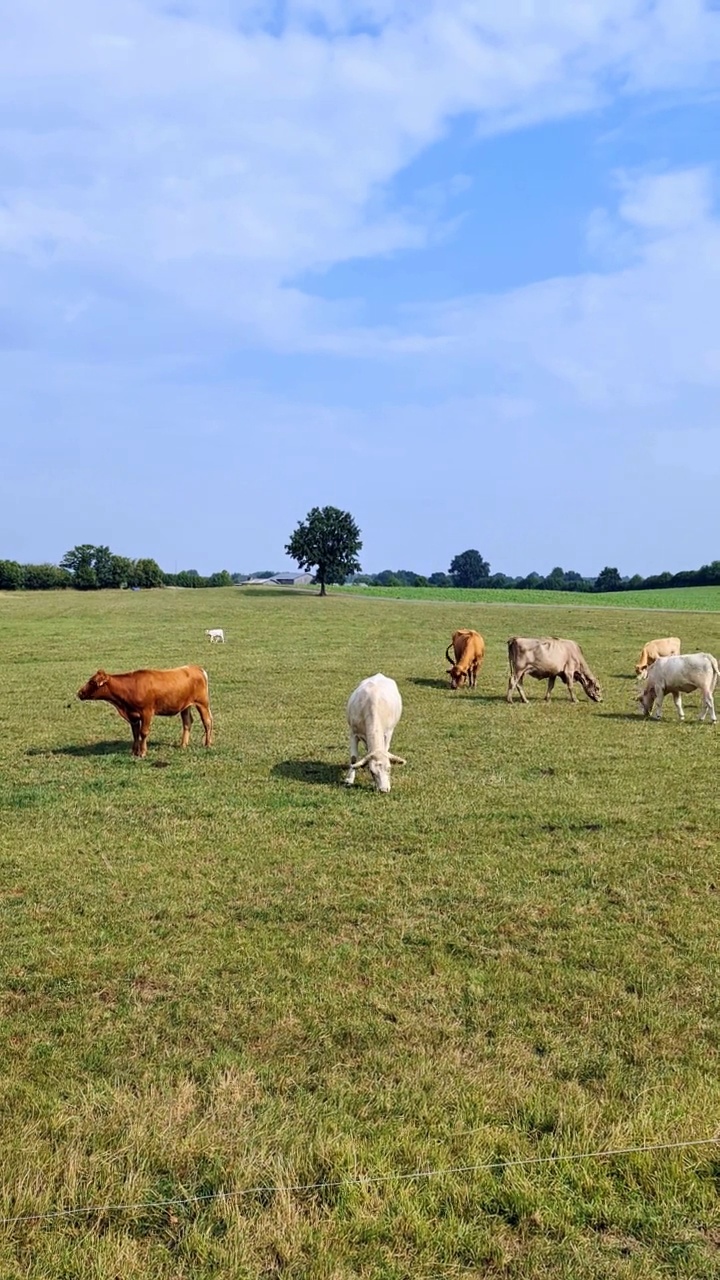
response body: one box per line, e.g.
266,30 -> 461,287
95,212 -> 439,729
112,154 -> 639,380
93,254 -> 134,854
637,653 -> 719,723
205,629 -> 225,643
345,674 -> 406,793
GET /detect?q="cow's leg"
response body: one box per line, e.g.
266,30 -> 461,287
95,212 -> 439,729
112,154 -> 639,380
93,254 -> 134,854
698,689 -> 715,722
129,715 -> 142,756
507,670 -> 528,703
671,692 -> 685,722
180,707 -> 193,747
545,675 -> 556,702
345,732 -> 360,785
516,673 -> 529,704
652,690 -> 664,720
136,709 -> 154,758
196,701 -> 214,747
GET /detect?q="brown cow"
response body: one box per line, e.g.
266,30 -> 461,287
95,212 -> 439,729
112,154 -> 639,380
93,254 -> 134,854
506,637 -> 602,704
446,629 -> 485,689
635,636 -> 681,678
77,665 -> 213,758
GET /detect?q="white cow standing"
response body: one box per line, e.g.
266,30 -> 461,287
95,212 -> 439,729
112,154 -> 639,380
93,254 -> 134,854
345,674 -> 406,793
637,653 -> 719,722
205,629 -> 225,643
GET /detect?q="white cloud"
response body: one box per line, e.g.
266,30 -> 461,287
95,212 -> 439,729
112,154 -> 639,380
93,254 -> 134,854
337,167 -> 720,411
1,0 -> 719,305
618,165 -> 713,230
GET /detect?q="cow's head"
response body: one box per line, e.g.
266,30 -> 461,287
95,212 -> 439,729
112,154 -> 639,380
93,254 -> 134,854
634,663 -> 648,678
353,749 -> 406,793
447,665 -> 467,689
636,685 -> 654,717
77,670 -> 110,700
578,671 -> 603,702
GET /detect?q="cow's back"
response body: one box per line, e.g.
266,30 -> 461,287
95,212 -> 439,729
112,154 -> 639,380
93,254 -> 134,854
347,674 -> 402,730
113,665 -> 208,711
508,636 -> 553,665
647,653 -> 715,689
642,636 -> 681,662
455,629 -> 483,659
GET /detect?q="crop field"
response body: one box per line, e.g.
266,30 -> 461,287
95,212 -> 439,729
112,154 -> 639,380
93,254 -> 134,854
340,585 -> 720,612
0,587 -> 718,1279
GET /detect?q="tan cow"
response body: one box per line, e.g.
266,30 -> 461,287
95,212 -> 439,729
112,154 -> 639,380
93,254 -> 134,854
77,665 -> 213,758
635,636 -> 681,678
507,637 -> 602,704
445,629 -> 485,689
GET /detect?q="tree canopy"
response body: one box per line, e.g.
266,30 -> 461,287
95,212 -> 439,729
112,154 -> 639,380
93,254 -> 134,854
594,566 -> 622,592
285,506 -> 362,596
448,549 -> 490,589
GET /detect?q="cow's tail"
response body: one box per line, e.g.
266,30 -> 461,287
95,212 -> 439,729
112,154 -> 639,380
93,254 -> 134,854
710,654 -> 720,692
507,637 -> 519,672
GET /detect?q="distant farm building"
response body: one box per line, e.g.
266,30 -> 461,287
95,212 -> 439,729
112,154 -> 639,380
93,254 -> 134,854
244,572 -> 315,587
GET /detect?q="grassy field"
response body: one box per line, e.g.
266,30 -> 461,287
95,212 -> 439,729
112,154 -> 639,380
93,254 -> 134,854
339,584 -> 720,611
0,587 -> 718,1279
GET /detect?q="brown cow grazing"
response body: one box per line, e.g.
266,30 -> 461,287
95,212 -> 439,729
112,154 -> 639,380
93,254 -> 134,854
507,637 -> 602,704
446,629 -> 485,689
635,636 -> 681,679
77,665 -> 213,758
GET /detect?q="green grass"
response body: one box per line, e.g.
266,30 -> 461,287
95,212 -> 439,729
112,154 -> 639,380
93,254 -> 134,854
339,584 -> 720,611
0,587 -> 719,1279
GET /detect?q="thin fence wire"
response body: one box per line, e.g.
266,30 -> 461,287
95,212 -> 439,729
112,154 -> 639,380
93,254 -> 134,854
1,1135 -> 716,1228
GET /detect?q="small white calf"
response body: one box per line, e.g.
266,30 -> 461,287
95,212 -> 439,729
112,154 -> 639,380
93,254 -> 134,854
345,673 -> 406,793
205,629 -> 225,643
637,653 -> 719,723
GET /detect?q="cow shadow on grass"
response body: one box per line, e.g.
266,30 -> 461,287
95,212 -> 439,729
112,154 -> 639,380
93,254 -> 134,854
272,760 -> 341,787
27,740 -> 132,758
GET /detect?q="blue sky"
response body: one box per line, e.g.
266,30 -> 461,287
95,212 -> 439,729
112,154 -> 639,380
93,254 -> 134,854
2,0 -> 720,577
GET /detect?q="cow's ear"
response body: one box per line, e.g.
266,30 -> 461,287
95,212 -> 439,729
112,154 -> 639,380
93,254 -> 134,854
95,670 -> 108,687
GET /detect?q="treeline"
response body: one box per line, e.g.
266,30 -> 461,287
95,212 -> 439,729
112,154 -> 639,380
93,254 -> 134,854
3,542 -> 719,594
349,551 -> 720,592
0,545 -> 233,591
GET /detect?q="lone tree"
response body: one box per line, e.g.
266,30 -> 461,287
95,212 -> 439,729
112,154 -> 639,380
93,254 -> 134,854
449,549 -> 490,589
285,505 -> 362,596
